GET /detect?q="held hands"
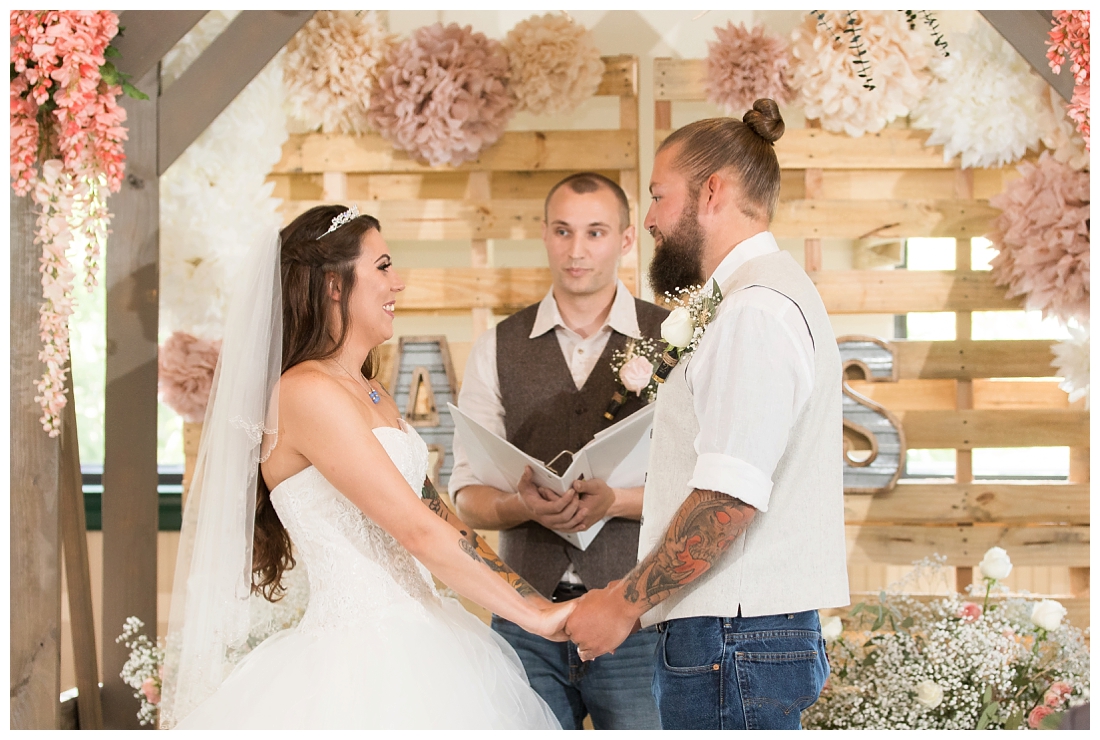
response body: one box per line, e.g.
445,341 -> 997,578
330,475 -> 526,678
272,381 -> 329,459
564,581 -> 642,661
516,466 -> 616,533
528,599 -> 576,642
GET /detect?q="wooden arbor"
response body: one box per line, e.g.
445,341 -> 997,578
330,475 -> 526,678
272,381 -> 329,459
653,58 -> 1089,624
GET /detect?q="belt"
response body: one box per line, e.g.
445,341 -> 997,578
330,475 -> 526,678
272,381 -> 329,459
551,582 -> 588,603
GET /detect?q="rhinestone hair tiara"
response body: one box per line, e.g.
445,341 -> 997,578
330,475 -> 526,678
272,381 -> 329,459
317,205 -> 360,239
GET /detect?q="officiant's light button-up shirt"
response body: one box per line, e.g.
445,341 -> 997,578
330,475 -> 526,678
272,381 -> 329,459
685,232 -> 816,513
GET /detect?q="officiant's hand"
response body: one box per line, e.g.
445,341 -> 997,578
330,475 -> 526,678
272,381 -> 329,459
517,466 -> 587,533
565,580 -> 642,661
569,477 -> 615,530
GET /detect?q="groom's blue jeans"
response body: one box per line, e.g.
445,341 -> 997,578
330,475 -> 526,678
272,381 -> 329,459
492,615 -> 661,729
653,610 -> 829,730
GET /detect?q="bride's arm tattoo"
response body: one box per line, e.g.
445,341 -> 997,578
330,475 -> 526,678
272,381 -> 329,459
621,489 -> 755,608
422,478 -> 539,599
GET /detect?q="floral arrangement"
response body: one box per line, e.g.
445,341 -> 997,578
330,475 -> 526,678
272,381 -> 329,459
158,332 -> 222,423
117,617 -> 164,727
987,152 -> 1090,326
283,10 -> 395,135
159,10 -> 288,342
805,549 -> 1090,730
705,22 -> 793,116
11,10 -> 142,436
1046,10 -> 1090,148
910,21 -> 1045,169
368,23 -> 513,167
503,13 -> 604,117
652,281 -> 724,383
1038,86 -> 1090,172
1051,325 -> 1090,408
604,336 -> 661,420
789,10 -> 932,137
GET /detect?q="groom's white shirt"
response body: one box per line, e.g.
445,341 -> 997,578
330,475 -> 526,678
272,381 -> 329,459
686,231 -> 814,512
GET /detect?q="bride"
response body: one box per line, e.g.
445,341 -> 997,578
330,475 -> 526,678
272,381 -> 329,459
160,205 -> 569,729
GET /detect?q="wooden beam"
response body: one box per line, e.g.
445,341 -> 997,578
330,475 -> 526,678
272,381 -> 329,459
896,409 -> 1089,449
112,10 -> 207,80
60,382 -> 103,729
102,66 -> 159,729
596,54 -> 638,97
159,10 -> 315,173
812,271 -> 1021,314
894,340 -> 1057,379
847,378 -> 1069,410
273,130 -> 638,174
845,482 -> 1090,526
846,524 -> 1089,567
780,167 -> 1018,202
10,183 -> 62,729
981,10 -> 1076,103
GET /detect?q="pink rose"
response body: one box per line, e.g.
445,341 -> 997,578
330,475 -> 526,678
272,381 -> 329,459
1045,681 -> 1072,707
620,355 -> 654,394
1044,691 -> 1064,708
958,602 -> 982,623
140,676 -> 160,705
1028,705 -> 1055,729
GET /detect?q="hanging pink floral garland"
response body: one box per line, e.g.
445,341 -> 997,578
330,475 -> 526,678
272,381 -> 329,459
1046,10 -> 1090,148
10,10 -> 138,436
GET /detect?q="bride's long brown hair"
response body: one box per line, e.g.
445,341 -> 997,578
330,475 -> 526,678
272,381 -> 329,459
252,205 -> 383,600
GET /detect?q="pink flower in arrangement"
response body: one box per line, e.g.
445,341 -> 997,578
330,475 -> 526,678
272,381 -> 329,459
958,602 -> 983,623
140,676 -> 160,705
1044,681 -> 1073,708
619,355 -> 655,394
1028,704 -> 1055,729
1047,10 -> 1090,148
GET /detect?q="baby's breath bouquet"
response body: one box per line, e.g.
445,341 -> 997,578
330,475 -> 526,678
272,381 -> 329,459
117,617 -> 164,726
805,550 -> 1089,730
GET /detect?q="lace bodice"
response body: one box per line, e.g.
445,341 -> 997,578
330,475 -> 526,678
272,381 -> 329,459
269,423 -> 440,634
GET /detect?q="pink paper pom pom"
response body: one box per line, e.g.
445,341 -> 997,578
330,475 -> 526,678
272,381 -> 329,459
504,13 -> 604,117
158,332 -> 222,423
368,23 -> 513,167
988,152 -> 1090,326
705,22 -> 793,115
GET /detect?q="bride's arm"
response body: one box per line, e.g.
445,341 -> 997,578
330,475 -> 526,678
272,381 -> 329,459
419,479 -> 549,605
281,369 -> 568,636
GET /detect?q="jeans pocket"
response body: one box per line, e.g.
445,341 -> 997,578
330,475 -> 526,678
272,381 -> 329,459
660,622 -> 724,675
734,634 -> 828,730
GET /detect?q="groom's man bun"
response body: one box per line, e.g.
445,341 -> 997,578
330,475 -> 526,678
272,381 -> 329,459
657,98 -> 785,222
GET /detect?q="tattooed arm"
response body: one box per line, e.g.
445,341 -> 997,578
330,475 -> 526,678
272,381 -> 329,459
420,478 -> 543,603
565,489 -> 755,658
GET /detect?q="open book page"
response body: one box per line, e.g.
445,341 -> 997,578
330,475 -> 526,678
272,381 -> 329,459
447,403 -> 654,551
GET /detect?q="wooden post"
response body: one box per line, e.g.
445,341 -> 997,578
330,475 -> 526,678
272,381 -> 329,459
101,66 -> 159,729
10,186 -> 62,729
619,77 -> 640,294
60,380 -> 103,729
953,173 -> 975,593
803,119 -> 823,273
467,171 -> 493,340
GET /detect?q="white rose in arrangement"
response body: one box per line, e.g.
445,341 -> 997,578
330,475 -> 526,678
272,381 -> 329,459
619,355 -> 654,394
978,546 -> 1013,581
1030,599 -> 1067,632
820,615 -> 843,642
914,680 -> 944,709
661,307 -> 694,348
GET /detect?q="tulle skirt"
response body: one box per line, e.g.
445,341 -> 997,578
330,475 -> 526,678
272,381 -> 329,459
174,596 -> 560,730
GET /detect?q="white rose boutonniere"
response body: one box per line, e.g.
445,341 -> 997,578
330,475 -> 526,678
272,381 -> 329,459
661,307 -> 694,348
652,280 -> 724,384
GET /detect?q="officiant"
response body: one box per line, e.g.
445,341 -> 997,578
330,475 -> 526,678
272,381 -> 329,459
449,172 -> 668,730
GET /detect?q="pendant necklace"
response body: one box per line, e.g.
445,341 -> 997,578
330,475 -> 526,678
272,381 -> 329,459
334,359 -> 381,404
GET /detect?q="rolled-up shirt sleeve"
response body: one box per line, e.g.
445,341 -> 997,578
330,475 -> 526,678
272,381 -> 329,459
447,328 -> 508,498
685,291 -> 814,513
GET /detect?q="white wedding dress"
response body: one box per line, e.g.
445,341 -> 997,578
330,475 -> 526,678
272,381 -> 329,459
175,422 -> 560,729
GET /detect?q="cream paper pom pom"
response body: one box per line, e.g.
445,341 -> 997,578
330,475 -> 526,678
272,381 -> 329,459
789,10 -> 932,137
1038,86 -> 1090,171
911,22 -> 1046,169
1051,324 -> 1089,408
504,13 -> 604,117
368,23 -> 513,167
706,22 -> 794,115
283,10 -> 395,134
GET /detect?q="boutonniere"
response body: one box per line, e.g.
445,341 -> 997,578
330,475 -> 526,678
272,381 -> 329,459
604,337 -> 661,421
653,280 -> 724,383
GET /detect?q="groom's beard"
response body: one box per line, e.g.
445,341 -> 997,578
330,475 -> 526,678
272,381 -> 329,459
648,203 -> 706,298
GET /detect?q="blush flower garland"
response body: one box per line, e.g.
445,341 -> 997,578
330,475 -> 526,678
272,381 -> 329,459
705,22 -> 794,115
10,10 -> 138,436
1038,86 -> 1090,172
503,13 -> 604,117
368,23 -> 513,167
1046,10 -> 1090,148
987,152 -> 1090,326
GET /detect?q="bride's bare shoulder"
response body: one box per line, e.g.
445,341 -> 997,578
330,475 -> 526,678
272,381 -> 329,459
280,361 -> 350,408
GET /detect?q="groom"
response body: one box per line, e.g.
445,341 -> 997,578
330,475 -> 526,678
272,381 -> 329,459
565,104 -> 850,730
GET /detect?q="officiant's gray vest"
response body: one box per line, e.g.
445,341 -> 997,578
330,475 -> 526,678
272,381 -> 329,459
639,250 -> 850,625
496,298 -> 668,598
